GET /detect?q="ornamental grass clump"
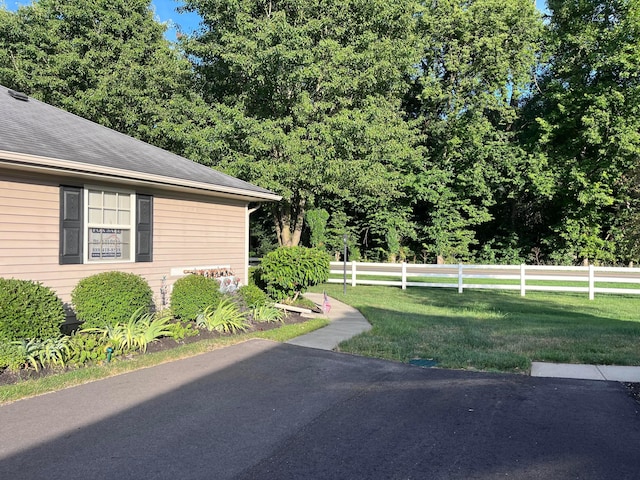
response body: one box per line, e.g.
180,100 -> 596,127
81,308 -> 174,354
196,298 -> 249,334
71,271 -> 153,328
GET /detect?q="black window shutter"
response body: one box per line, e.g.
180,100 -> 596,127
136,194 -> 153,262
59,186 -> 83,264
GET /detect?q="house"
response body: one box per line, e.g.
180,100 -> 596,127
0,86 -> 280,314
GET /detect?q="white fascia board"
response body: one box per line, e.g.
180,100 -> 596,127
0,151 -> 282,202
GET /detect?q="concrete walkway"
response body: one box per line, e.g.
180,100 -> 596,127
531,362 -> 640,382
290,294 -> 640,383
285,292 -> 371,350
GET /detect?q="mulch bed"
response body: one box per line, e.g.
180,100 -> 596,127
0,312 -> 312,387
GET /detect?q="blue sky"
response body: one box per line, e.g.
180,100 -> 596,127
4,0 -> 550,43
152,0 -> 551,41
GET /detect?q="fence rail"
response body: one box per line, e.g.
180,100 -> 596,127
327,262 -> 640,299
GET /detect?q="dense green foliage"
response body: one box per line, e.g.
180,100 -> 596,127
182,0 -> 423,250
170,275 -> 222,321
237,284 -> 270,308
66,333 -> 108,366
519,0 -> 640,265
0,278 -> 65,341
71,272 -> 153,328
81,308 -> 174,354
259,246 -> 331,301
0,342 -> 25,371
195,299 -> 249,334
2,0 -> 639,265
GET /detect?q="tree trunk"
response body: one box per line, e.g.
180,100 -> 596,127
273,199 -> 306,247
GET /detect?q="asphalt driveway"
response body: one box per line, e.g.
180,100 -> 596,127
1,339 -> 639,479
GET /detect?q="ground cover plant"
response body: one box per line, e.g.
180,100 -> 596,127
311,284 -> 640,373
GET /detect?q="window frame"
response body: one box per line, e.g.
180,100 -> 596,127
84,185 -> 137,264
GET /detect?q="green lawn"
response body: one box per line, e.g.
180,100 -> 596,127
311,284 -> 640,373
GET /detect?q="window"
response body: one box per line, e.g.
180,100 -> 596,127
87,189 -> 132,261
60,185 -> 153,264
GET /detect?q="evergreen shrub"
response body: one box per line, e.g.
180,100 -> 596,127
170,274 -> 222,321
71,271 -> 153,328
258,246 -> 330,301
0,278 -> 65,341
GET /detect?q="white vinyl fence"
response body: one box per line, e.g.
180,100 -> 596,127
327,262 -> 640,300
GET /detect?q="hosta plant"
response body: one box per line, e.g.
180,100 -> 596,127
196,299 -> 249,334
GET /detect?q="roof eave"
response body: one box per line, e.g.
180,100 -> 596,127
0,151 -> 282,202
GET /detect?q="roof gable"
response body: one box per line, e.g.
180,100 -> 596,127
0,86 -> 279,201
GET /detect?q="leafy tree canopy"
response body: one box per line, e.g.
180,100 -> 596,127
182,0 -> 425,250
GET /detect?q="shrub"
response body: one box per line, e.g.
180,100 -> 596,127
71,272 -> 153,328
170,274 -> 222,321
237,284 -> 270,308
0,341 -> 25,371
258,246 -> 331,301
0,278 -> 65,341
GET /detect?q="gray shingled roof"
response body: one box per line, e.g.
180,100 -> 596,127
0,86 -> 278,200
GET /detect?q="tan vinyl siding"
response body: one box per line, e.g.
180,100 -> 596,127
0,173 -> 249,312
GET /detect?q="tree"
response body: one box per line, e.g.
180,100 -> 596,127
0,0 -> 217,161
406,0 -> 543,262
522,0 -> 640,264
181,0 -> 424,249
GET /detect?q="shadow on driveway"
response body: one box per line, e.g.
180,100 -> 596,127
1,339 -> 638,480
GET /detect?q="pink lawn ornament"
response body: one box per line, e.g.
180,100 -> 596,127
322,292 -> 331,313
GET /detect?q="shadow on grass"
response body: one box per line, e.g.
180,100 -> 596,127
326,286 -> 640,370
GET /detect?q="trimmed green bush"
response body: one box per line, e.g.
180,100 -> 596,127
237,284 -> 270,308
0,341 -> 26,371
170,274 -> 222,321
258,246 -> 331,301
0,278 -> 65,341
71,272 -> 153,328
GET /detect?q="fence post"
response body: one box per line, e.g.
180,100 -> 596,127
588,264 -> 595,300
401,262 -> 407,290
458,264 -> 463,293
351,261 -> 357,287
520,264 -> 526,297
